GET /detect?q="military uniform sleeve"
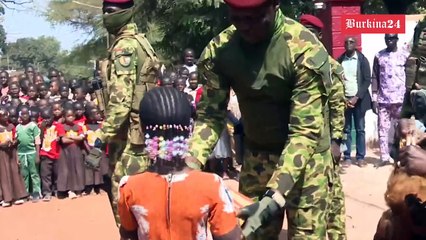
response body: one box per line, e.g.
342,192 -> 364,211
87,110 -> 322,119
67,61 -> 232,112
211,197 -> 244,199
188,44 -> 230,166
329,59 -> 346,140
267,46 -> 330,196
99,40 -> 137,143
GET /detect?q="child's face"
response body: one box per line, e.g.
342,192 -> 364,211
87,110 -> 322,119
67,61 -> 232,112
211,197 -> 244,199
28,86 -> 38,99
180,69 -> 189,79
189,76 -> 198,90
65,110 -> 75,124
52,104 -> 63,118
74,104 -> 84,118
42,115 -> 54,126
34,75 -> 43,85
74,88 -> 85,100
19,108 -> 30,123
0,111 -> 8,123
184,50 -> 195,66
174,79 -> 186,92
8,84 -> 20,98
8,111 -> 18,125
38,85 -> 48,98
37,100 -> 48,109
60,86 -> 69,98
90,109 -> 101,122
50,82 -> 59,94
0,72 -> 8,86
169,72 -> 178,82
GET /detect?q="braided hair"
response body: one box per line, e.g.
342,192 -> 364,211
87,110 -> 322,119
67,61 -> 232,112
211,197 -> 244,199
139,87 -> 192,174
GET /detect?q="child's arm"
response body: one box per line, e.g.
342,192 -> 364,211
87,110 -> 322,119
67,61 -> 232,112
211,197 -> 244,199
61,136 -> 74,144
34,125 -> 41,164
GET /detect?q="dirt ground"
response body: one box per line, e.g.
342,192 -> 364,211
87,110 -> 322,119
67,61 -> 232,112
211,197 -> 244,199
0,149 -> 390,240
223,148 -> 390,240
0,192 -> 119,240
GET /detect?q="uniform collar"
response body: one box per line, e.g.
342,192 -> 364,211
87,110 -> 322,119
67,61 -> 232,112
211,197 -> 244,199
119,22 -> 138,35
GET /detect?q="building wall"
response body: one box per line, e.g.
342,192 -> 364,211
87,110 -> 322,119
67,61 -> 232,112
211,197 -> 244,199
360,14 -> 426,145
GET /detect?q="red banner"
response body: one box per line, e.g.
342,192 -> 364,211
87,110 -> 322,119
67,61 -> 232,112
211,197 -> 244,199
341,14 -> 406,34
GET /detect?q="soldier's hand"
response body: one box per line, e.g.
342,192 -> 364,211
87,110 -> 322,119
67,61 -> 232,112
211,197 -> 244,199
237,195 -> 283,238
185,156 -> 202,170
331,141 -> 341,162
372,101 -> 379,115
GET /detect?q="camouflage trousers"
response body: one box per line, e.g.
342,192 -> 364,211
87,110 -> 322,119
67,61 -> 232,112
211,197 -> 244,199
239,148 -> 333,240
108,140 -> 150,226
326,162 -> 347,240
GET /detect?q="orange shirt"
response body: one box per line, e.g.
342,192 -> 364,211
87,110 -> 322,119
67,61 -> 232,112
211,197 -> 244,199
118,171 -> 238,239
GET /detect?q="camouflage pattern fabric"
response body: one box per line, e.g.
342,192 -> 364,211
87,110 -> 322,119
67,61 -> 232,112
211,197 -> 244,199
327,164 -> 347,240
325,58 -> 347,240
98,23 -> 152,225
401,17 -> 426,118
190,9 -> 332,238
239,147 -> 332,239
329,57 -> 346,141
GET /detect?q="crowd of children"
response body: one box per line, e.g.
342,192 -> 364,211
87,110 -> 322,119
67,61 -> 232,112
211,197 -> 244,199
0,69 -> 108,207
0,48 -> 242,208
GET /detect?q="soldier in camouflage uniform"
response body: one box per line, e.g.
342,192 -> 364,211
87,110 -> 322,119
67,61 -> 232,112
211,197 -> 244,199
89,0 -> 159,225
401,16 -> 426,119
300,14 -> 347,240
186,0 -> 334,239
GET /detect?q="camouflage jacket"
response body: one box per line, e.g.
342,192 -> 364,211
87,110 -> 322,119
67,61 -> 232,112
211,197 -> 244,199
401,17 -> 426,118
190,10 -> 332,196
317,57 -> 345,152
99,23 -> 144,143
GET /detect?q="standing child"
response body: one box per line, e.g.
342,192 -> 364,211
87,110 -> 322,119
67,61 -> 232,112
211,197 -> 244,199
59,84 -> 70,102
0,106 -> 28,207
49,80 -> 61,102
52,101 -> 64,124
7,106 -> 19,126
40,108 -> 65,201
1,82 -> 20,105
73,101 -> 86,131
16,105 -> 42,202
61,107 -> 85,199
29,106 -> 40,123
73,86 -> 88,105
37,99 -> 49,111
37,83 -> 49,100
27,84 -> 38,107
84,107 -> 106,195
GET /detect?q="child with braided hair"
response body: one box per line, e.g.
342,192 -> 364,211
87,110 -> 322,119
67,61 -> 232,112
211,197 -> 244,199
117,87 -> 241,240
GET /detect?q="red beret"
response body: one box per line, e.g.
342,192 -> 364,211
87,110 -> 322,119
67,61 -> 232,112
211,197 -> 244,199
103,0 -> 133,4
300,14 -> 324,30
224,0 -> 269,8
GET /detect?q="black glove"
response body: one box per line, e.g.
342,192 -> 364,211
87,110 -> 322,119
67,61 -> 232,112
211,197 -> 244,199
91,77 -> 103,91
237,190 -> 285,238
372,101 -> 379,115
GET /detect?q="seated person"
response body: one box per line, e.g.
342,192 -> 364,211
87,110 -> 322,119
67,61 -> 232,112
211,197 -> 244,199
117,87 -> 241,240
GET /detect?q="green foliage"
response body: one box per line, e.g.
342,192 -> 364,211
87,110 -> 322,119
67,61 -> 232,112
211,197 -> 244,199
6,36 -> 62,70
45,0 -> 103,35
